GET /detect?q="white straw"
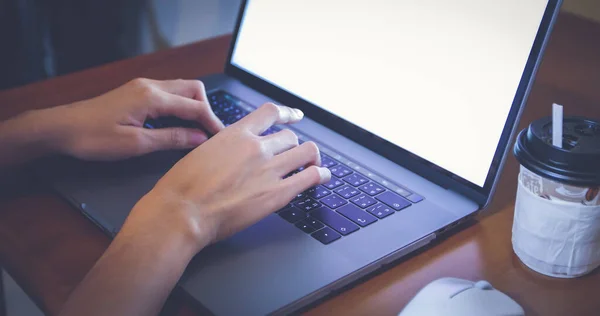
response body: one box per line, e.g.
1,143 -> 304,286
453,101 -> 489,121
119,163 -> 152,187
553,103 -> 563,148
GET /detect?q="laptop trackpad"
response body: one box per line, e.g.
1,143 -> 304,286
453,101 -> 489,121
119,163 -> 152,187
52,150 -> 185,234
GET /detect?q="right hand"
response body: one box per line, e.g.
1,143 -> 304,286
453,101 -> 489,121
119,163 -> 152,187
125,103 -> 332,253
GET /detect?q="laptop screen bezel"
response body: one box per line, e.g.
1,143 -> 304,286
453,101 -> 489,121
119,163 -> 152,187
223,0 -> 562,206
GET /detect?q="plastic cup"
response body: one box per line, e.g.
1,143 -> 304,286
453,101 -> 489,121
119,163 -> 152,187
512,116 -> 600,278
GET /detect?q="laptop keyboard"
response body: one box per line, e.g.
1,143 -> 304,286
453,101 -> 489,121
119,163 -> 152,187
146,90 -> 424,245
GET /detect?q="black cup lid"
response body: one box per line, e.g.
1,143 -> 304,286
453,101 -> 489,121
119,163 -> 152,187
514,116 -> 600,187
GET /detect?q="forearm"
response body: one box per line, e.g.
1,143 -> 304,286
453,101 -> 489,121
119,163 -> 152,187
0,107 -> 67,168
59,219 -> 199,316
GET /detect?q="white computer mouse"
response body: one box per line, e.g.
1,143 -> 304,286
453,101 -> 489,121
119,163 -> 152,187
399,278 -> 525,316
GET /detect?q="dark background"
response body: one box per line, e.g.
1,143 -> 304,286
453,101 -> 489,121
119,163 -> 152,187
0,0 -> 598,92
0,0 -> 241,91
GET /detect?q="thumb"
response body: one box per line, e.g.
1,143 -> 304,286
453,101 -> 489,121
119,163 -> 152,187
140,127 -> 209,153
152,91 -> 224,135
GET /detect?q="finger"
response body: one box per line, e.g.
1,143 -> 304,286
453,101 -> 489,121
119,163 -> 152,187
236,103 -> 303,135
224,165 -> 330,237
278,166 -> 331,203
151,79 -> 209,102
136,127 -> 209,153
261,129 -> 299,155
271,141 -> 321,175
153,91 -> 224,134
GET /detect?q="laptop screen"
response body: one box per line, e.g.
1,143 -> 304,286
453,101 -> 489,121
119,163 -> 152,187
230,0 -> 550,188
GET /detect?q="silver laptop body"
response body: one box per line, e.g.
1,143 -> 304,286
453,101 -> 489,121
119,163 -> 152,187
54,1 -> 562,314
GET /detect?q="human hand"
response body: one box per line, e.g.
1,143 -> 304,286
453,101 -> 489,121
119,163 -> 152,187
46,78 -> 224,161
125,103 -> 332,254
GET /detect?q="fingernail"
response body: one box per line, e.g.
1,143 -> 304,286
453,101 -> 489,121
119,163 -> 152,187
190,132 -> 208,145
318,167 -> 332,182
293,108 -> 304,119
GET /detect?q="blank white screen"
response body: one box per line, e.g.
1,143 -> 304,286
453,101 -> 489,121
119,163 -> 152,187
232,0 -> 549,187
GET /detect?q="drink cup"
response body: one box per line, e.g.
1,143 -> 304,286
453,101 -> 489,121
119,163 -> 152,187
513,116 -> 600,278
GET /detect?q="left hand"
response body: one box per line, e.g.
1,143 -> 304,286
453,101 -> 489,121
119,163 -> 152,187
46,78 -> 224,161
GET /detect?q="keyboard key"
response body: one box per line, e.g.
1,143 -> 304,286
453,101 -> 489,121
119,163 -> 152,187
407,193 -> 424,203
305,186 -> 331,199
376,191 -> 411,211
367,203 -> 395,219
207,92 -> 252,126
295,220 -> 317,234
311,207 -> 359,236
311,227 -> 341,244
335,185 -> 361,199
346,161 -> 360,171
149,116 -> 201,130
350,194 -> 377,209
321,194 -> 347,209
337,204 -> 377,227
292,192 -> 307,201
359,182 -> 386,196
260,126 -> 280,136
306,217 -> 325,230
279,207 -> 307,223
330,165 -> 353,178
278,202 -> 293,212
153,117 -> 185,128
321,155 -> 338,168
284,166 -> 306,179
294,197 -> 322,212
323,177 -> 344,190
393,187 -> 413,197
343,173 -> 369,186
144,121 -> 155,129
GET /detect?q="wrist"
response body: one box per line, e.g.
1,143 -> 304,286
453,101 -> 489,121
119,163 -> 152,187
126,189 -> 213,257
0,107 -> 71,163
34,104 -> 80,156
116,214 -> 200,265
21,106 -> 74,154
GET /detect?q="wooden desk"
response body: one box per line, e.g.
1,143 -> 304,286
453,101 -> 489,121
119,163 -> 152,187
1,12 -> 600,316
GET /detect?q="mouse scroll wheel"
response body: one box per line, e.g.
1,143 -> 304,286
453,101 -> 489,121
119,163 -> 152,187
474,280 -> 493,290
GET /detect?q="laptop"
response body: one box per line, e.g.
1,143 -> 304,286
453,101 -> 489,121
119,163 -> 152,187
53,0 -> 562,315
